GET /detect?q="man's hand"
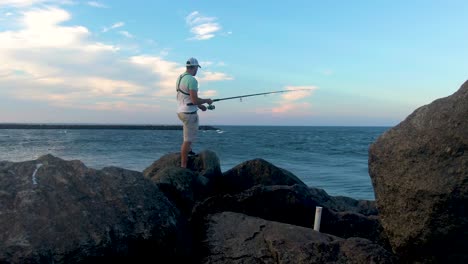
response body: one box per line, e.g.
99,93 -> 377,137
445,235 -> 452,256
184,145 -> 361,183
199,105 -> 207,111
206,99 -> 213,105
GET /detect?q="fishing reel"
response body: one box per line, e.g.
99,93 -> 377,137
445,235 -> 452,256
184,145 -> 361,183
207,104 -> 216,110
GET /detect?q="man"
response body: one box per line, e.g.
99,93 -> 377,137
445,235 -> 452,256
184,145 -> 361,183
176,57 -> 213,168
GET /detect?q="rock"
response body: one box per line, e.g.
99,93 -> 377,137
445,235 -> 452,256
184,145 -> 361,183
201,212 -> 396,264
189,150 -> 223,181
143,152 -> 181,176
143,150 -> 222,213
191,184 -> 387,246
369,80 -> 468,263
0,154 -> 189,263
308,187 -> 379,216
148,167 -> 198,216
143,150 -> 222,182
191,184 -> 317,227
320,210 -> 390,250
220,158 -> 307,194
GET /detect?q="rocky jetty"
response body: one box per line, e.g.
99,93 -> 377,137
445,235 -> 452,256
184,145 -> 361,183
0,152 -> 393,263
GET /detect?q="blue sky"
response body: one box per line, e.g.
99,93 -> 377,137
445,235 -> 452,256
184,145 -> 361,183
0,0 -> 466,126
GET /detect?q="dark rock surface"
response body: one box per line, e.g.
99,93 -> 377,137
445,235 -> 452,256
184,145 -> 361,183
220,158 -> 307,194
369,80 -> 468,263
146,166 -> 198,215
308,187 -> 378,216
201,212 -> 396,264
0,154 -> 188,263
143,150 -> 222,182
143,150 -> 222,215
191,184 -> 388,246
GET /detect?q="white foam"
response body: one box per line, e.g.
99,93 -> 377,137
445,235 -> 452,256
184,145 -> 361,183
32,163 -> 43,185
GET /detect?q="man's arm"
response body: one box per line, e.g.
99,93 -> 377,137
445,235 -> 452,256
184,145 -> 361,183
189,90 -> 212,105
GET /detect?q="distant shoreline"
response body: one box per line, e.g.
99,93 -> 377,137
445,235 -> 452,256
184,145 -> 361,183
0,124 -> 218,130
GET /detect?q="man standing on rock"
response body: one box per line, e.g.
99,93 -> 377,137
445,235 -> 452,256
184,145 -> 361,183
176,57 -> 213,168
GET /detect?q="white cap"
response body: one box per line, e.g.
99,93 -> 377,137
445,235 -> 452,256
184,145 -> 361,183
186,57 -> 201,68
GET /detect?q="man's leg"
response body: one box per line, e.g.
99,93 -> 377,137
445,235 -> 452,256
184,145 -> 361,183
178,112 -> 198,168
180,141 -> 192,168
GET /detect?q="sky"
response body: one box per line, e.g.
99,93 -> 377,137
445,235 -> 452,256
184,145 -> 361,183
0,0 -> 467,126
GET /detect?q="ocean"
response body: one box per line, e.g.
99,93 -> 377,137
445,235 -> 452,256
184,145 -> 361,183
0,126 -> 390,200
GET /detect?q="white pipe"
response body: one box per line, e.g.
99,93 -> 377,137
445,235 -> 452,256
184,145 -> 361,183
314,206 -> 322,231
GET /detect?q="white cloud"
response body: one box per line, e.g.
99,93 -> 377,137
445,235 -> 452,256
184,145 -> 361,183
281,86 -> 317,101
129,55 -> 182,96
0,7 -> 149,111
271,102 -> 313,114
159,48 -> 170,56
83,42 -> 119,52
0,0 -> 74,7
119,30 -> 133,38
86,102 -> 160,112
200,71 -> 234,82
186,11 -> 216,25
87,1 -> 107,8
0,6 -> 233,122
199,90 -> 217,97
78,77 -> 144,97
0,7 -> 117,51
190,23 -> 219,40
185,11 -> 221,40
265,86 -> 317,114
102,21 -> 124,33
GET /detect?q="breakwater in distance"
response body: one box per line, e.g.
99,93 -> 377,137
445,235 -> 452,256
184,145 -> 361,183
0,123 -> 218,130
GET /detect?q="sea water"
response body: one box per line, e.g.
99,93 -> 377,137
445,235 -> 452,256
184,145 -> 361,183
0,126 -> 389,200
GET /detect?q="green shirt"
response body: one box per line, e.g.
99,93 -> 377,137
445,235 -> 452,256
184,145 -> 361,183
177,73 -> 199,112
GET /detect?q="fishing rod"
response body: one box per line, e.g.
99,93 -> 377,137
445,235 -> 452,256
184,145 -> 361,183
188,89 -> 312,110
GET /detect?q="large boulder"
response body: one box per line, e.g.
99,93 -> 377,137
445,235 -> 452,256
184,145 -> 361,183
220,158 -> 307,194
0,154 -> 189,263
369,80 -> 468,263
200,212 -> 396,264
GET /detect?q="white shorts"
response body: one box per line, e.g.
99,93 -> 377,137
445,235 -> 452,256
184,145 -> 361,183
177,112 -> 199,142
